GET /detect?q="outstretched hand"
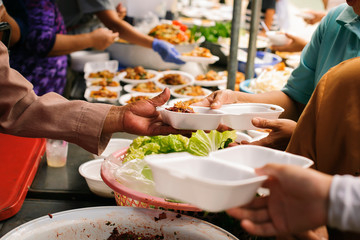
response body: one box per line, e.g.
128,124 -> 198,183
241,117 -> 297,150
226,163 -> 331,237
270,33 -> 307,53
193,89 -> 244,109
103,88 -> 191,136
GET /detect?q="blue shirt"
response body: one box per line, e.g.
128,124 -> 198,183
282,4 -> 360,104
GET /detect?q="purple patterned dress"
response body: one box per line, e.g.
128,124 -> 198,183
8,0 -> 67,96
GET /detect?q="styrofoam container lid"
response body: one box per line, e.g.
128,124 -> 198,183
70,50 -> 110,72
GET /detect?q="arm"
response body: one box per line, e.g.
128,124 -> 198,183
95,9 -> 153,48
264,8 -> 276,31
0,6 -> 21,47
49,28 -> 118,56
24,1 -> 118,57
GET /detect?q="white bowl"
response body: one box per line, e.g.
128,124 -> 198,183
265,31 -> 290,46
159,106 -> 223,130
219,103 -> 284,130
170,85 -> 213,98
155,70 -> 195,89
70,50 -> 109,72
78,159 -> 114,198
145,145 -> 313,212
118,93 -> 154,106
93,138 -> 133,159
1,207 -> 237,240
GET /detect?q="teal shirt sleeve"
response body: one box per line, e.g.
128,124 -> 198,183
281,5 -> 348,105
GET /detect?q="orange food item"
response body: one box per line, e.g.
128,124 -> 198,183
158,74 -> 187,85
90,86 -> 117,99
174,85 -> 206,96
148,23 -> 192,45
126,95 -> 151,104
88,70 -> 115,79
91,79 -> 120,87
182,47 -> 213,58
132,81 -> 162,93
195,70 -> 222,81
124,66 -> 155,80
166,101 -> 195,113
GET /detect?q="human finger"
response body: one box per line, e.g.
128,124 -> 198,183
148,88 -> 171,107
241,219 -> 278,236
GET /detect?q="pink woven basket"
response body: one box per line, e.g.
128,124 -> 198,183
101,147 -> 201,212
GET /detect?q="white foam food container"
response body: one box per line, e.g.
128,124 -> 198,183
84,86 -> 121,104
84,60 -> 119,81
145,145 -> 313,212
179,55 -> 219,64
93,138 -> 133,159
158,106 -> 224,130
158,103 -> 284,130
220,103 -> 284,130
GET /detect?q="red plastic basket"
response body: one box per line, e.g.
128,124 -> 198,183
101,147 -> 201,212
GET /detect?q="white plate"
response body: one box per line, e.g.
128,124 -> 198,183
118,69 -> 160,84
83,60 -> 119,81
1,206 -> 237,240
170,86 -> 213,98
123,83 -> 164,95
179,55 -> 219,64
146,146 -> 313,212
155,70 -> 195,89
194,72 -> 227,87
118,93 -> 155,106
167,97 -> 205,107
84,86 -> 121,104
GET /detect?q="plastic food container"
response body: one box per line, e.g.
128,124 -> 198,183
70,50 -> 110,72
158,103 -> 284,130
79,159 -> 114,198
1,206 -> 238,240
155,70 -> 195,89
145,145 -> 313,212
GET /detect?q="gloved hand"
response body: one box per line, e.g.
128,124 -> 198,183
152,38 -> 185,64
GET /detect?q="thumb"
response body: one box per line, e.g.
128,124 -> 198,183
149,88 -> 170,107
252,117 -> 278,130
255,163 -> 283,177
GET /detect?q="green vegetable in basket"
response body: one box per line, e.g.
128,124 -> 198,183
124,134 -> 189,162
187,130 -> 237,156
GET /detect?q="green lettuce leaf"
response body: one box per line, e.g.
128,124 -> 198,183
187,130 -> 237,156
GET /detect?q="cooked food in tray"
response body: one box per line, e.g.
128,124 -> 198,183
132,81 -> 163,93
90,78 -> 120,87
174,85 -> 206,96
90,86 -> 118,99
182,47 -> 213,58
123,66 -> 156,80
158,73 -> 188,85
148,21 -> 192,45
195,70 -> 223,81
126,95 -> 151,104
88,70 -> 115,79
166,101 -> 195,113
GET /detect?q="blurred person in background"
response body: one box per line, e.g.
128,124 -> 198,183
56,0 -> 185,65
245,0 -> 280,34
3,0 -> 119,96
271,0 -> 346,52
